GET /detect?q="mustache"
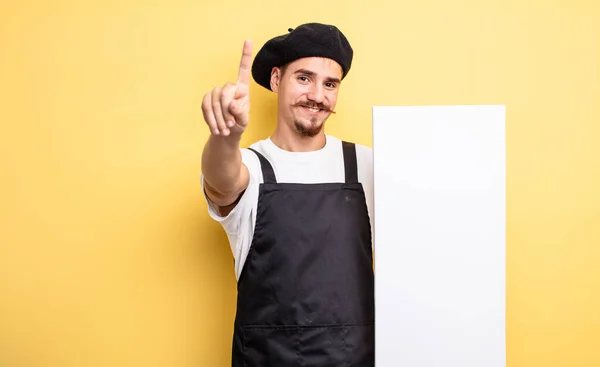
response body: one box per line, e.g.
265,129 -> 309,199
293,101 -> 336,114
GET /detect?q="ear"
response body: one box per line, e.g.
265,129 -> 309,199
270,67 -> 281,92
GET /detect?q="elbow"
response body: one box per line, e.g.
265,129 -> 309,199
203,177 -> 244,207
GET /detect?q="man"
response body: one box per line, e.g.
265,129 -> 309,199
201,22 -> 375,367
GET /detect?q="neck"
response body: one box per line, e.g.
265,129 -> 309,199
270,124 -> 326,152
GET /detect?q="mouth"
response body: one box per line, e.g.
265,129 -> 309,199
299,105 -> 326,114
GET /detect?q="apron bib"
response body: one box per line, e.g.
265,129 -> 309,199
231,141 -> 375,367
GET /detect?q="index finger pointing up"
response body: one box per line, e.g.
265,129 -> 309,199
237,39 -> 253,86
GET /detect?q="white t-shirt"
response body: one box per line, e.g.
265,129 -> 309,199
202,134 -> 374,281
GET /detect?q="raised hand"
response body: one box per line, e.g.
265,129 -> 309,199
202,39 -> 253,137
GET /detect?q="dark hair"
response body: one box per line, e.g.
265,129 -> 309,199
279,63 -> 290,76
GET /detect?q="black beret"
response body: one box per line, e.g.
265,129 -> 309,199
251,22 -> 353,91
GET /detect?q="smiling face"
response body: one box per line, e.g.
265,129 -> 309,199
270,57 -> 343,137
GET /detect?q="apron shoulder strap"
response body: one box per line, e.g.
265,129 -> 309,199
342,141 -> 359,184
247,148 -> 277,184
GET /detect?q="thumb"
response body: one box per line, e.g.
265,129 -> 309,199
229,99 -> 249,124
234,82 -> 249,99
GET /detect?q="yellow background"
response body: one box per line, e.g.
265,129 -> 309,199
1,0 -> 599,366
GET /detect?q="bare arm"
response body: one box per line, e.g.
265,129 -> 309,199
201,40 -> 253,215
201,134 -> 249,211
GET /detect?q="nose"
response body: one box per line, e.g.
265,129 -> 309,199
306,83 -> 325,103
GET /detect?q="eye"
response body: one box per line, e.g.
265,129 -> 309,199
298,76 -> 309,83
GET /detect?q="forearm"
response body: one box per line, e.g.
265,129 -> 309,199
200,40 -> 253,207
201,133 -> 246,204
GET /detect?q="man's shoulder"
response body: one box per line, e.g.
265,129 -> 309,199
324,135 -> 372,184
328,135 -> 372,160
241,137 -> 267,152
355,142 -> 372,155
233,139 -> 268,180
327,134 -> 372,150
240,137 -> 275,161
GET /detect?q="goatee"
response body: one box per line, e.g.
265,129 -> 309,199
294,119 -> 324,137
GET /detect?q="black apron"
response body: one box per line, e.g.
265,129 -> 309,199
231,141 -> 375,367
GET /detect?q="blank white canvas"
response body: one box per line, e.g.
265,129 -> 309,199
372,105 -> 506,367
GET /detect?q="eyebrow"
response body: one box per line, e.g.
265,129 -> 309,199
294,68 -> 341,84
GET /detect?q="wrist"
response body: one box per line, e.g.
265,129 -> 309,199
208,130 -> 242,148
